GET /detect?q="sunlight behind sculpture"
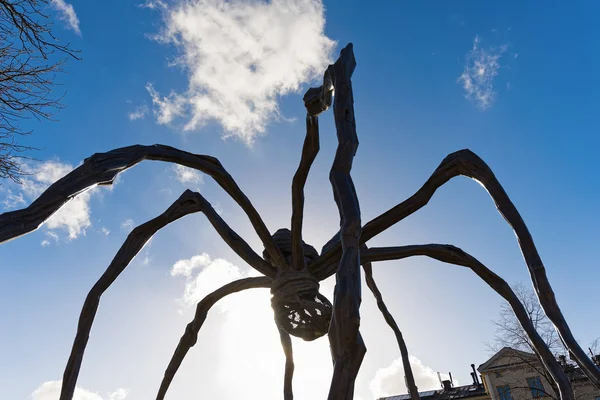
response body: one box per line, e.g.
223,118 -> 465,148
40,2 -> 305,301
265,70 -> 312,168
1,43 -> 598,400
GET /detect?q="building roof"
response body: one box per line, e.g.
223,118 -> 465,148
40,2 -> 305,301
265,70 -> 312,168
478,346 -> 597,383
438,384 -> 487,400
478,347 -> 538,373
378,384 -> 486,400
378,390 -> 439,400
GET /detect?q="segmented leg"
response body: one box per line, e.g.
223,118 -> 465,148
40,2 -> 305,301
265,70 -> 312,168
326,43 -> 365,400
361,244 -> 575,400
288,70 -> 334,272
0,144 -> 286,271
311,149 -> 600,390
277,324 -> 295,400
59,190 -> 272,400
290,114 -> 321,272
361,244 -> 420,400
157,277 -> 271,399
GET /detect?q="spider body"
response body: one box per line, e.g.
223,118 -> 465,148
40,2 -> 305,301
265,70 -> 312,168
265,228 -> 333,341
1,43 -> 599,400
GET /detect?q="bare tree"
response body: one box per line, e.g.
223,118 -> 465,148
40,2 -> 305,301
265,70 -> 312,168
0,0 -> 79,183
488,283 -> 599,399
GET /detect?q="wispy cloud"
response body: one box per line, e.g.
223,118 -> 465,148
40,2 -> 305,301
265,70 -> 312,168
140,0 -> 167,10
172,164 -> 203,186
41,231 -> 60,247
145,0 -> 335,144
370,356 -> 457,398
128,104 -> 149,121
2,160 -> 97,240
1,189 -> 25,208
458,35 -> 507,110
51,0 -> 81,35
121,219 -> 135,232
31,380 -> 129,400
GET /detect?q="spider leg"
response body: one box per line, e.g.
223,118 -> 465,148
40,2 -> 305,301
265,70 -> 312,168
58,190 -> 273,400
325,43 -> 365,400
0,144 -> 285,270
156,276 -> 271,400
277,323 -> 295,400
290,113 -> 320,271
361,244 -> 575,400
361,244 -> 420,400
312,149 -> 600,390
288,70 -> 334,272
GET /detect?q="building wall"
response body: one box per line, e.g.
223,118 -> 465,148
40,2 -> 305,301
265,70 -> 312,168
482,364 -> 600,400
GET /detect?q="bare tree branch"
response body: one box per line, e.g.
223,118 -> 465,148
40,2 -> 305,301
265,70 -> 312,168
0,0 -> 80,182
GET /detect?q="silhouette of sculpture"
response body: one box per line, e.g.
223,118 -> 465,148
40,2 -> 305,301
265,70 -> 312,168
1,43 -> 598,400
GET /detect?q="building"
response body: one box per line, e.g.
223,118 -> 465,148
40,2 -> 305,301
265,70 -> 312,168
478,347 -> 600,400
378,364 -> 490,400
378,347 -> 600,400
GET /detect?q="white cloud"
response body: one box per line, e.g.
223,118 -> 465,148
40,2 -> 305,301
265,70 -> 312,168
1,160 -> 96,240
121,219 -> 135,232
171,253 -> 243,309
51,0 -> 81,35
458,35 -> 507,110
46,231 -> 60,243
172,164 -> 203,186
140,0 -> 167,10
2,189 -> 25,208
108,388 -> 129,400
213,202 -> 224,215
370,356 -> 457,398
100,227 -> 110,236
31,380 -> 128,400
128,104 -> 149,121
40,231 -> 59,246
146,0 -> 335,144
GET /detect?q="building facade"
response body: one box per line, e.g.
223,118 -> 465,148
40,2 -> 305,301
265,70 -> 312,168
378,347 -> 600,400
478,347 -> 600,400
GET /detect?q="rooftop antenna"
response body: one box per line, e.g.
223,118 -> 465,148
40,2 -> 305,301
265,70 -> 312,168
449,372 -> 454,387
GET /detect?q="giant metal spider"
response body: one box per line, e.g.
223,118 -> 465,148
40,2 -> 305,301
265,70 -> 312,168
1,43 -> 598,400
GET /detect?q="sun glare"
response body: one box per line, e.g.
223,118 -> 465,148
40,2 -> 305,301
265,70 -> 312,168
215,283 -> 335,398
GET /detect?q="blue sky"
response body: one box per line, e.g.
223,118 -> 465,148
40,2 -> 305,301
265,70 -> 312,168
1,1 -> 599,399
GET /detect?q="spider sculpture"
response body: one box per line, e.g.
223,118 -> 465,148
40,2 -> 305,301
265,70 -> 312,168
1,43 -> 598,400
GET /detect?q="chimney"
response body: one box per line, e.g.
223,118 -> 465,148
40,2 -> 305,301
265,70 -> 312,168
558,355 -> 567,367
471,364 -> 480,386
442,380 -> 452,391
